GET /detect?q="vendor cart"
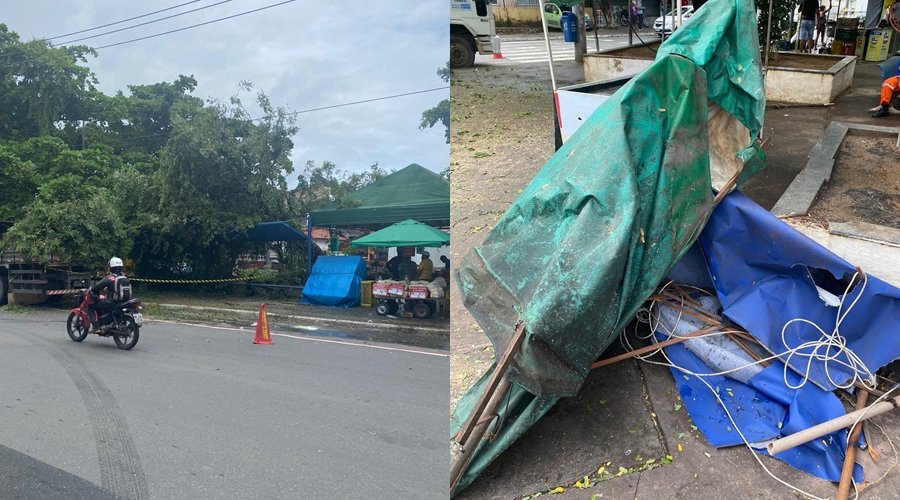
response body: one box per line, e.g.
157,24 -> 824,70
372,280 -> 445,319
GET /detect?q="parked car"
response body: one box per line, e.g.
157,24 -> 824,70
653,5 -> 694,36
543,2 -> 594,31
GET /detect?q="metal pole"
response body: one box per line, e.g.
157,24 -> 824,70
764,0 -> 774,68
628,0 -> 634,45
593,0 -> 600,52
660,0 -> 666,42
670,0 -> 676,42
305,212 -> 313,278
537,0 -> 558,91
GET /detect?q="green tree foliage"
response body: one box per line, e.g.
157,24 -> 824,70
419,63 -> 450,144
756,0 -> 794,48
135,89 -> 300,277
0,24 -> 390,280
0,24 -> 100,138
294,160 -> 393,210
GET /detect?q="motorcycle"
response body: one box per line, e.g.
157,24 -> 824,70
617,6 -> 645,28
67,285 -> 143,350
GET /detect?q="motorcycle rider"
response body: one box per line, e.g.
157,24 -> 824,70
89,257 -> 132,334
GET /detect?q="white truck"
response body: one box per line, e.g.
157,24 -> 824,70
450,0 -> 497,68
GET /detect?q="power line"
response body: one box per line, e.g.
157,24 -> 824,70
272,87 -> 451,119
55,0 -> 234,46
84,87 -> 451,145
48,0 -> 203,40
91,0 -> 297,51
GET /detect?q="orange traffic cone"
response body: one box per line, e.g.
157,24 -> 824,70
253,303 -> 273,345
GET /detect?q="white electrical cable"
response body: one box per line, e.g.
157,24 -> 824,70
638,279 -> 876,393
780,272 -> 877,392
618,279 -> 891,500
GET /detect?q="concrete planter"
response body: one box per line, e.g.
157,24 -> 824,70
764,53 -> 856,105
582,43 -> 656,82
583,49 -> 856,106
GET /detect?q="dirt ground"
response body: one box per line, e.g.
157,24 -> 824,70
601,42 -> 660,58
810,132 -> 900,230
449,62 -> 586,408
766,52 -> 847,70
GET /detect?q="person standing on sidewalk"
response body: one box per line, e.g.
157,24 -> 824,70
815,2 -> 832,50
797,0 -> 819,53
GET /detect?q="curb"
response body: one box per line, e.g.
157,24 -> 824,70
151,303 -> 450,335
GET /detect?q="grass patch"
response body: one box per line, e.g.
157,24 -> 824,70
142,303 -> 249,325
0,304 -> 33,314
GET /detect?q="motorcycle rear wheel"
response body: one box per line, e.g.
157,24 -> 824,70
113,316 -> 140,350
66,312 -> 89,342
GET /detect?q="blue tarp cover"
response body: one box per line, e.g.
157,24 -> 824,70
699,192 -> 900,391
657,191 -> 900,484
301,256 -> 366,307
659,336 -> 863,483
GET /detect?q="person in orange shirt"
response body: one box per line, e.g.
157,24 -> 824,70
872,75 -> 900,118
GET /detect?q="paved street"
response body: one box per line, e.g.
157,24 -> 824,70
0,311 -> 448,499
478,32 -> 657,65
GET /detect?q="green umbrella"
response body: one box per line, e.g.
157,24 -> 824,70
350,219 -> 449,248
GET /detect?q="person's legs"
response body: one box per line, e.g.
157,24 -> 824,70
799,20 -> 815,53
872,77 -> 899,117
90,300 -> 115,331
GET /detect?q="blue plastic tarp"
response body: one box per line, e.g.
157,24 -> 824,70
655,191 -> 900,484
699,192 -> 900,391
660,335 -> 863,483
300,256 -> 367,307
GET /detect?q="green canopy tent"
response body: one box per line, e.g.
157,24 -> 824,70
350,219 -> 450,248
311,163 -> 450,229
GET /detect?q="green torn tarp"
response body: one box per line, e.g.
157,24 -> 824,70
350,219 -> 450,248
311,164 -> 450,228
450,0 -> 766,493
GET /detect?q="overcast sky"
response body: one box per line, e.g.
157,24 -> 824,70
2,0 -> 449,186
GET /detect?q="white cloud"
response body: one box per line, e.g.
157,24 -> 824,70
2,0 -> 449,183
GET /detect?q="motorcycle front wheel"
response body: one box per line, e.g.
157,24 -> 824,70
66,312 -> 89,342
113,316 -> 140,350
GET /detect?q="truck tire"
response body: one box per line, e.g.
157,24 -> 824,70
0,270 -> 7,306
450,34 -> 476,69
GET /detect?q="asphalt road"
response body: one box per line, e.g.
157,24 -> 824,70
0,311 -> 449,499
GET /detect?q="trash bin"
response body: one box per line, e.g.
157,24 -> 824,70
562,12 -> 578,43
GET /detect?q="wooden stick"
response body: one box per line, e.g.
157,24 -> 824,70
450,377 -> 512,492
453,322 -> 525,445
590,325 -> 721,370
725,331 -> 770,368
714,168 -> 742,205
837,389 -> 869,500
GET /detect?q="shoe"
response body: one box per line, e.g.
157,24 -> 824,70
872,106 -> 889,118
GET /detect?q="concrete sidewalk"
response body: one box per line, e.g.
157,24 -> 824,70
454,60 -> 900,499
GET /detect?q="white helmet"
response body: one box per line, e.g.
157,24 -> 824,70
109,257 -> 124,268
